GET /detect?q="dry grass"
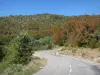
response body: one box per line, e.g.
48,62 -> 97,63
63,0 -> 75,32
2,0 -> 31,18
0,57 -> 47,75
23,58 -> 47,73
59,47 -> 100,62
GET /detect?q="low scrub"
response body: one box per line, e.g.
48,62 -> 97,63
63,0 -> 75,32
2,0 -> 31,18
0,58 -> 47,75
60,47 -> 100,62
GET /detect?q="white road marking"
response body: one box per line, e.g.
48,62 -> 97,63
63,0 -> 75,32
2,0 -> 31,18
70,69 -> 72,73
68,64 -> 72,75
69,65 -> 71,68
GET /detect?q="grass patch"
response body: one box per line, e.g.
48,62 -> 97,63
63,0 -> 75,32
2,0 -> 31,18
0,57 -> 47,75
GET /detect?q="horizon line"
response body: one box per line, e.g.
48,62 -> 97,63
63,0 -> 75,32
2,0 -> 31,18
0,13 -> 100,17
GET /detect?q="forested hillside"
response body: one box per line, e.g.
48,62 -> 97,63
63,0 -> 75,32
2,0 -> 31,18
0,14 -> 100,47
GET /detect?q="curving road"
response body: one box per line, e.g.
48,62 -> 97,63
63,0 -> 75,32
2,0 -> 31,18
33,50 -> 100,75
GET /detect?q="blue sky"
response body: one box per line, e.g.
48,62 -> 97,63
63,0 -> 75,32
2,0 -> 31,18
0,0 -> 100,16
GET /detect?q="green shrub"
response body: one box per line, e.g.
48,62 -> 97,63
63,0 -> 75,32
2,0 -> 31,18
0,35 -> 15,62
4,35 -> 21,64
18,35 -> 33,64
38,36 -> 52,49
4,33 -> 33,64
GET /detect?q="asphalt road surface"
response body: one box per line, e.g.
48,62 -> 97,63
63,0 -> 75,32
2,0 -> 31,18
33,50 -> 100,75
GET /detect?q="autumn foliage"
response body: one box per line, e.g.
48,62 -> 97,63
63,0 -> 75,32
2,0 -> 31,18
0,14 -> 100,47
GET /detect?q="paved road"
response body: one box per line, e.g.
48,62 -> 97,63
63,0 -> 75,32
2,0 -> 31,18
33,50 -> 100,75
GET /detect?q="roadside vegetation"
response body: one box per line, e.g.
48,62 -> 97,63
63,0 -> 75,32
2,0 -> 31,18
0,14 -> 100,74
59,47 -> 100,62
0,31 -> 48,75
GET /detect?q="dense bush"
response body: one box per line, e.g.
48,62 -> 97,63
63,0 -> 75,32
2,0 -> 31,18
38,36 -> 52,49
4,33 -> 33,64
0,35 -> 14,62
18,35 -> 33,64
